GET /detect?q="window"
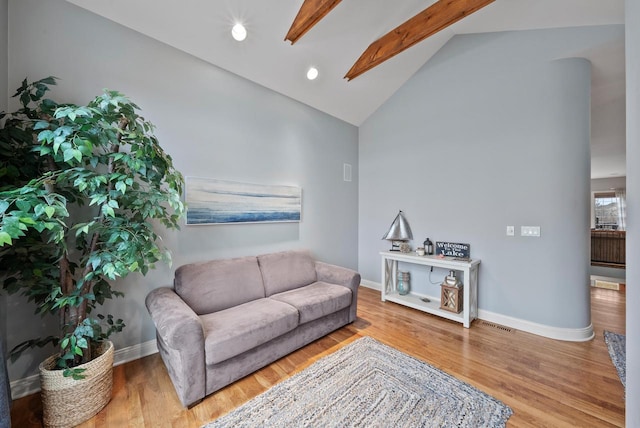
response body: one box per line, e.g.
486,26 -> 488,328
594,191 -> 626,230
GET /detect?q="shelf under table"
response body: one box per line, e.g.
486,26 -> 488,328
383,292 -> 464,323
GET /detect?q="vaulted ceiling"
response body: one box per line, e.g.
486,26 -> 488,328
65,0 -> 625,177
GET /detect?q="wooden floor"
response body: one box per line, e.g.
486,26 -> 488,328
11,286 -> 626,427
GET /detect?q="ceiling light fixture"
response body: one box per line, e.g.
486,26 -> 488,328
306,67 -> 319,80
231,23 -> 247,41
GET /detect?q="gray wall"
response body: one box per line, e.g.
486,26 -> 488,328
5,0 -> 358,380
626,1 -> 639,424
359,26 -> 623,330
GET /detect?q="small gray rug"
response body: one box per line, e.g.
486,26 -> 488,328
204,336 -> 512,428
604,331 -> 626,388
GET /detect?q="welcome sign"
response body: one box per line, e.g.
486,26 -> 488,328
435,242 -> 470,259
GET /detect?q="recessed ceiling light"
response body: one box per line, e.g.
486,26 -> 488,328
307,67 -> 319,80
231,23 -> 247,41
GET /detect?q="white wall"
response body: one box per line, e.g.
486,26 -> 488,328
625,1 -> 639,424
591,98 -> 626,178
359,26 -> 623,335
591,177 -> 626,192
5,0 -> 358,381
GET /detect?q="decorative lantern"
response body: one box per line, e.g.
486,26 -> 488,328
440,270 -> 462,313
423,238 -> 434,255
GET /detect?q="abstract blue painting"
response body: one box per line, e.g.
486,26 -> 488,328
185,177 -> 302,225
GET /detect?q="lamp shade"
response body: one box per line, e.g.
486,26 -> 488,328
382,210 -> 413,241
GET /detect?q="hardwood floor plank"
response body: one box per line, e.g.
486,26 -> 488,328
11,286 -> 625,427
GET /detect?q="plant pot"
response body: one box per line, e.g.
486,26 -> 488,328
38,341 -> 114,428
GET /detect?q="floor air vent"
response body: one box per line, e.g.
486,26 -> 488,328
479,321 -> 513,333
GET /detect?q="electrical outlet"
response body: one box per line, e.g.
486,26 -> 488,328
506,226 -> 515,236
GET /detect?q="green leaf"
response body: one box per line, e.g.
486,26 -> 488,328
102,205 -> 115,217
33,121 -> 49,130
37,129 -> 53,143
115,181 -> 126,194
44,206 -> 55,218
16,199 -> 31,212
19,91 -> 30,108
19,217 -> 36,225
77,140 -> 93,156
63,148 -> 75,162
53,135 -> 67,153
77,337 -> 88,349
38,76 -> 57,85
0,231 -> 12,246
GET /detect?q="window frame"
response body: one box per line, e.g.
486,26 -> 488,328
591,191 -> 622,230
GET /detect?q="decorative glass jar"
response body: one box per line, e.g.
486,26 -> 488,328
397,271 -> 411,295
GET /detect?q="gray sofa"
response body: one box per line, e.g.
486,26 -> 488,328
145,249 -> 360,407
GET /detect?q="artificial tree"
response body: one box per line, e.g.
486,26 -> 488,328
0,77 -> 184,376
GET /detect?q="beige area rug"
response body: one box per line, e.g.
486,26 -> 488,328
204,336 -> 512,428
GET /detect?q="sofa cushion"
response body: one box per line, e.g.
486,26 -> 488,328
269,281 -> 352,324
174,256 -> 265,315
201,298 -> 299,365
258,250 -> 317,296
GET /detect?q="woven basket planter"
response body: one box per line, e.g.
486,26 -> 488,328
38,341 -> 114,428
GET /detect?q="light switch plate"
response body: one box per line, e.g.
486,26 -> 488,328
521,226 -> 541,237
506,226 -> 515,236
343,163 -> 352,182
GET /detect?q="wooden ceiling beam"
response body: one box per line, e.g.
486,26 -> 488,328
344,0 -> 495,81
285,0 -> 342,44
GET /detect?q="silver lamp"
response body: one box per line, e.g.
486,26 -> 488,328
382,210 -> 413,251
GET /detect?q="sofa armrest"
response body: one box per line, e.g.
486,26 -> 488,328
146,287 -> 204,349
145,287 -> 205,407
315,261 -> 361,322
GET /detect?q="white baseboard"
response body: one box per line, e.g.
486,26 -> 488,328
359,280 -> 595,342
477,310 -> 594,342
8,373 -> 38,401
9,339 -> 158,400
113,339 -> 158,367
359,279 -> 381,291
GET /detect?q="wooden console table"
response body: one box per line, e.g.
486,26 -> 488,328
380,251 -> 480,328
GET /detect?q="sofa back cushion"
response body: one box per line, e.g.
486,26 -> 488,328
258,250 -> 317,296
174,256 -> 265,315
